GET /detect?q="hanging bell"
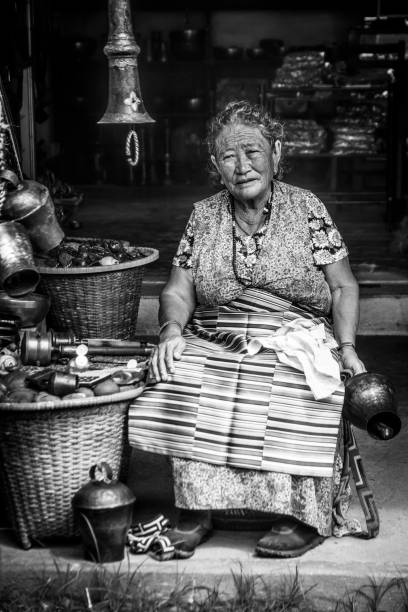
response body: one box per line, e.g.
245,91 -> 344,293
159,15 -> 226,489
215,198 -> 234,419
98,0 -> 155,125
72,462 -> 136,563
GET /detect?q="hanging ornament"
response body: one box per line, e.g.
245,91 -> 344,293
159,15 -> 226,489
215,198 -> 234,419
125,129 -> 140,167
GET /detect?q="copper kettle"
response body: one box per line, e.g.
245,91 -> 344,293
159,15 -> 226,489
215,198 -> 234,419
343,372 -> 401,440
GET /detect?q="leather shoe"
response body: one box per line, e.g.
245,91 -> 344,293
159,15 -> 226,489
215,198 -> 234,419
164,509 -> 213,559
255,517 -> 324,558
164,522 -> 212,559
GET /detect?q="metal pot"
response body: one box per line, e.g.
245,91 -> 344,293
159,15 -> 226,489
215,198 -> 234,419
0,221 -> 40,297
3,178 -> 64,253
343,371 -> 401,440
72,462 -> 135,563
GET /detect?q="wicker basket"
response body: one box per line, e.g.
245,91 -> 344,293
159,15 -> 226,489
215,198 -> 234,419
0,386 -> 144,549
38,243 -> 159,339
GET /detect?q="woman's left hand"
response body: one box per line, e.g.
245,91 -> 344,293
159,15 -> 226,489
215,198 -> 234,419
340,346 -> 366,377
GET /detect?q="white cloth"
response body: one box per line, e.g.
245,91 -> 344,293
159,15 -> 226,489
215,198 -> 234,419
247,318 -> 341,400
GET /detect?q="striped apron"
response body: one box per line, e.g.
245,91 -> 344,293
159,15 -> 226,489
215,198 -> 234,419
128,288 -> 345,478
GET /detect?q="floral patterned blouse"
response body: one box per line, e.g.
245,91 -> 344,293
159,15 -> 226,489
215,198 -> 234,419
173,180 -> 348,316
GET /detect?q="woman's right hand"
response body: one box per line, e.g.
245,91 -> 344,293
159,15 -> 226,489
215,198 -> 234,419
149,330 -> 186,383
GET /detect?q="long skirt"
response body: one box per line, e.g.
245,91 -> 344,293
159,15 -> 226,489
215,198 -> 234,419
129,288 -> 355,537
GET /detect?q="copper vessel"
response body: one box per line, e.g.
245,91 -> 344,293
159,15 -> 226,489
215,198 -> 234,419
0,221 -> 40,297
72,462 -> 135,563
3,178 -> 64,253
98,0 -> 154,125
343,372 -> 401,440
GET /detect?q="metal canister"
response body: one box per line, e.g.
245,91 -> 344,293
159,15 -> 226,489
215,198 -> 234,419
72,463 -> 135,563
0,221 -> 40,297
48,371 -> 78,396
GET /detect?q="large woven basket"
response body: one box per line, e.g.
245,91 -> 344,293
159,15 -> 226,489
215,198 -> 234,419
0,386 -> 144,549
38,243 -> 159,339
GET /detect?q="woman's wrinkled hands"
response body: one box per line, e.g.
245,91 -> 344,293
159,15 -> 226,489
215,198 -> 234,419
148,333 -> 186,383
340,346 -> 366,377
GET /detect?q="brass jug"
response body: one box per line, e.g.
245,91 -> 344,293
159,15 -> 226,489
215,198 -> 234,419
343,372 -> 401,440
3,177 -> 64,253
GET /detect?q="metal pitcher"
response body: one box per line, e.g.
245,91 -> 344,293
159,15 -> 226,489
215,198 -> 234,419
0,221 -> 40,297
3,176 -> 64,253
343,371 -> 401,440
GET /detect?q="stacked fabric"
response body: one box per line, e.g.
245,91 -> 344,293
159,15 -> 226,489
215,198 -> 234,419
331,103 -> 386,155
273,50 -> 327,88
283,119 -> 327,155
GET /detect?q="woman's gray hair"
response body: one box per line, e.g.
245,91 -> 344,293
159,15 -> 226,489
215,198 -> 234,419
206,100 -> 285,183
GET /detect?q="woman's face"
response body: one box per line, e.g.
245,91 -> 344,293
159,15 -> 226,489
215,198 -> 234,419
211,123 -> 281,205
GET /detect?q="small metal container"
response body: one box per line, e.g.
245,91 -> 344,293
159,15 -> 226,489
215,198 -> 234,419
72,463 -> 135,563
48,371 -> 78,396
0,221 -> 40,297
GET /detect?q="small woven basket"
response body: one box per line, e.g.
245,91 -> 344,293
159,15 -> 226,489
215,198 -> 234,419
38,243 -> 159,339
0,386 -> 144,549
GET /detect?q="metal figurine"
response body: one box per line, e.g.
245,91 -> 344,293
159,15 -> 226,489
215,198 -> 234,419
98,0 -> 155,167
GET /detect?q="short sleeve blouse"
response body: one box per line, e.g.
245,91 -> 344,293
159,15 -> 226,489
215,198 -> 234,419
172,191 -> 348,270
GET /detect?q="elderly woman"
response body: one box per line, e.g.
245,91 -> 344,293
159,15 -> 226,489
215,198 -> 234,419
129,101 -> 372,559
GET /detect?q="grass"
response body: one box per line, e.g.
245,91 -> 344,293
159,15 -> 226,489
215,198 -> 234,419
0,563 -> 407,612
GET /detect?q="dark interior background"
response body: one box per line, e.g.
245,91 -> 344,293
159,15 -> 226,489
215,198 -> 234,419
1,0 -> 407,197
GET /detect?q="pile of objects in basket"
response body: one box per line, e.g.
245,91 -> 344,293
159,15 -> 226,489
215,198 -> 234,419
35,237 -> 148,268
0,330 -> 152,404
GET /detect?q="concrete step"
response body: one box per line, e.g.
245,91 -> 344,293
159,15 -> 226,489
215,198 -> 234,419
137,285 -> 408,337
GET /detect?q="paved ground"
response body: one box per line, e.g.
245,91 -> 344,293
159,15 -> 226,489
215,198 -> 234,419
0,336 -> 407,609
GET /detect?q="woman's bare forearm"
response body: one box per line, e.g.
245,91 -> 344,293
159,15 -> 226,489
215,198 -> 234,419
158,266 -> 196,331
159,291 -> 195,329
331,282 -> 360,345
